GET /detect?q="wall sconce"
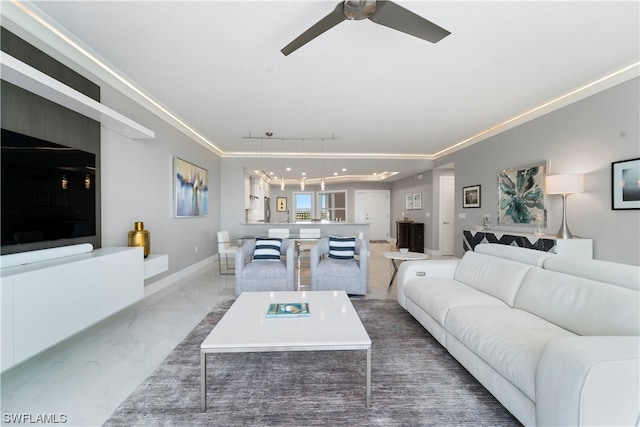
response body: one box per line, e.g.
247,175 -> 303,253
545,174 -> 584,239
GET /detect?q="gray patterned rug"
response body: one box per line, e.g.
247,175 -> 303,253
104,298 -> 520,426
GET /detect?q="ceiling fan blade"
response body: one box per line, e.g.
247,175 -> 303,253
369,1 -> 450,44
281,2 -> 346,56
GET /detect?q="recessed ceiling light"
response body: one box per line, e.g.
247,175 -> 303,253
286,167 -> 291,171
342,168 -> 347,172
302,172 -> 306,176
269,172 -> 274,175
334,172 -> 339,176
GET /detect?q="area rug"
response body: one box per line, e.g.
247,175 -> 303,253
104,298 -> 521,426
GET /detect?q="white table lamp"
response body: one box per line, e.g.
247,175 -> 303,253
545,174 -> 584,239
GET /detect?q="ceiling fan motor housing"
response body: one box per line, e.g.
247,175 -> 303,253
343,0 -> 377,20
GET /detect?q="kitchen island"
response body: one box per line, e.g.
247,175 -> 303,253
234,222 -> 370,241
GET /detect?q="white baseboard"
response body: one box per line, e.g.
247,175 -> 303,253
144,255 -> 215,298
426,248 -> 442,257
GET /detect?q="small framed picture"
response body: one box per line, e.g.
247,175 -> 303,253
276,197 -> 287,212
405,194 -> 414,210
463,185 -> 481,208
413,193 -> 422,209
612,158 -> 640,210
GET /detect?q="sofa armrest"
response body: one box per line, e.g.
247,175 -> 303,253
536,336 -> 640,427
284,239 -> 295,277
396,259 -> 460,308
357,238 -> 368,276
310,238 -> 329,271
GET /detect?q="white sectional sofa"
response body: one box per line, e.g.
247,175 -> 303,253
397,243 -> 640,426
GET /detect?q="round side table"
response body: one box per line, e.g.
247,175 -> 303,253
383,251 -> 429,290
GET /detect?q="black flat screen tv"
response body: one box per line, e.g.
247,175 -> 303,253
1,129 -> 97,253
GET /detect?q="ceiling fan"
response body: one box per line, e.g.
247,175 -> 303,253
281,0 -> 450,56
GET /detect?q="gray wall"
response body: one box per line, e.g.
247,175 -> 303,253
436,77 -> 640,265
390,169 -> 454,250
98,85 -> 221,284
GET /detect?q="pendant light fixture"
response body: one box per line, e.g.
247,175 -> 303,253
320,138 -> 326,191
280,138 -> 286,190
259,137 -> 264,190
300,138 -> 305,190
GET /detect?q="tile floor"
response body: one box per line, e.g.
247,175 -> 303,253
1,242 -> 403,426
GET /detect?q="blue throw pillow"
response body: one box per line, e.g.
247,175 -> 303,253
329,236 -> 355,260
253,238 -> 282,262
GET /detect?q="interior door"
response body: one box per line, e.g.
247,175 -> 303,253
439,176 -> 455,256
355,190 -> 390,240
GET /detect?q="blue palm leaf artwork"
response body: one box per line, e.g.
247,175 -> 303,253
175,157 -> 208,217
498,164 -> 546,225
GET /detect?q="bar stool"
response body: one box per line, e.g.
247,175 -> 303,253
217,230 -> 237,275
268,228 -> 290,238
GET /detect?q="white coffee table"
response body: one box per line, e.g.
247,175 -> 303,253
200,290 -> 372,411
384,251 -> 429,289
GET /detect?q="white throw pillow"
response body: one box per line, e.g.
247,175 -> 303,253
329,236 -> 355,260
253,238 -> 282,262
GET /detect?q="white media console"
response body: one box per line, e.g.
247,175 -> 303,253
1,246 -> 151,372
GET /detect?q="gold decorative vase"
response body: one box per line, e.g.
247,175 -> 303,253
128,221 -> 150,257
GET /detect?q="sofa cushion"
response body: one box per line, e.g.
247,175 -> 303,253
404,278 -> 507,327
515,268 -> 640,336
242,259 -> 288,277
252,237 -> 282,261
445,305 -> 576,402
316,258 -> 360,277
543,256 -> 640,291
453,251 -> 532,306
475,243 -> 554,267
328,236 -> 355,260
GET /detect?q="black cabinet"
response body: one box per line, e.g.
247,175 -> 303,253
396,221 -> 424,253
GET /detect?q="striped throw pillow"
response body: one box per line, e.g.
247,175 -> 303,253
329,236 -> 356,260
252,238 -> 282,262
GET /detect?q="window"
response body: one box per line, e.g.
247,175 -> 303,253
293,192 -> 314,221
318,191 -> 347,222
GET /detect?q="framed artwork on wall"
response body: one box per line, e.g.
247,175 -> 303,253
174,157 -> 208,217
497,163 -> 546,226
405,194 -> 413,210
276,196 -> 288,212
413,193 -> 422,209
612,158 -> 640,210
462,185 -> 481,208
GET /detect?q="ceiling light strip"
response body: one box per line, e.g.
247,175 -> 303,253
433,61 -> 640,158
10,0 -> 224,155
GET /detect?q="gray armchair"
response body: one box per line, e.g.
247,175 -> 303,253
310,237 -> 368,295
234,238 -> 295,296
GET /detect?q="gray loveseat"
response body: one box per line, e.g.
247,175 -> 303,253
397,243 -> 640,426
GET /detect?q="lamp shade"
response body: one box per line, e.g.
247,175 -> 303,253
545,174 -> 584,195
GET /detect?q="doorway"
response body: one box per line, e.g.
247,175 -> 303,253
355,190 -> 390,241
438,176 -> 455,256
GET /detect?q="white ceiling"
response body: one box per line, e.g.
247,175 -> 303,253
8,1 -> 640,181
